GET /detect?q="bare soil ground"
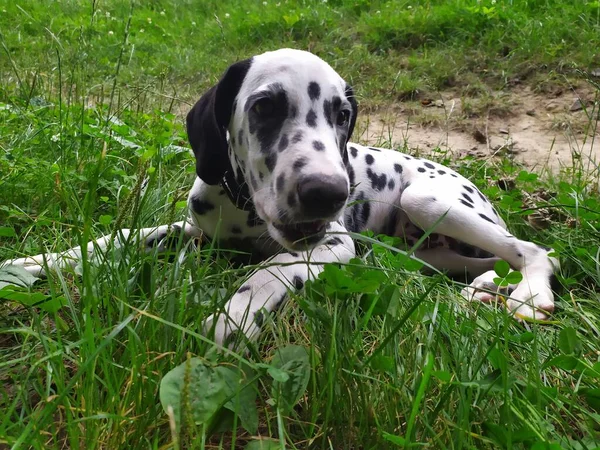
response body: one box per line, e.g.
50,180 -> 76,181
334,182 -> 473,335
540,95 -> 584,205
357,85 -> 599,174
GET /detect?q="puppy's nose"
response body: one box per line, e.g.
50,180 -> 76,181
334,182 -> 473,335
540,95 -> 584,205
297,174 -> 348,218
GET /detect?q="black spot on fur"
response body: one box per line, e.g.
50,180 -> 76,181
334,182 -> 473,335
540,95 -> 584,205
274,293 -> 288,311
278,134 -> 289,152
293,275 -> 304,290
357,192 -> 372,225
347,191 -> 370,231
323,99 -> 333,127
437,170 -> 446,175
384,208 -> 398,236
306,109 -> 317,127
293,158 -> 307,170
367,168 -> 387,191
276,174 -> 285,192
313,140 -> 325,151
246,208 -> 264,227
365,154 -> 374,165
289,252 -> 299,257
292,131 -> 303,144
479,213 -> 495,224
463,185 -> 474,194
404,155 -> 412,160
418,167 -> 426,173
350,146 -> 358,158
191,198 -> 215,215
325,237 -> 343,246
339,133 -> 347,156
368,147 -> 381,152
477,190 -> 488,203
388,179 -> 395,190
424,162 -> 435,169
394,163 -> 403,173
459,199 -> 474,208
265,153 -> 277,173
347,163 -> 355,186
238,285 -> 251,293
462,193 -> 474,204
451,173 -> 458,178
287,191 -> 297,207
289,104 -> 298,119
308,81 -> 321,101
247,87 -> 289,154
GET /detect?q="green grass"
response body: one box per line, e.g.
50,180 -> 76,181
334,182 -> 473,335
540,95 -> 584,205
1,0 -> 600,448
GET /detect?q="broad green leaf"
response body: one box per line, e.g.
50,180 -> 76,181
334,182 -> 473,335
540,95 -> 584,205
267,366 -> 290,383
270,345 -> 311,414
531,442 -> 564,450
482,421 -> 507,447
505,270 -> 523,284
99,215 -> 113,226
579,388 -> 600,412
0,265 -> 39,289
0,226 -> 16,237
245,440 -> 281,450
159,358 -> 258,434
493,276 -> 509,287
558,327 -> 581,355
544,355 -> 581,371
0,287 -> 66,313
370,355 -> 395,373
494,260 -> 510,278
218,366 -> 259,434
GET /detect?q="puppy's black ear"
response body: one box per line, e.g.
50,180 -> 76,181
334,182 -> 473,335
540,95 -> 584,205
186,58 -> 252,185
345,84 -> 358,141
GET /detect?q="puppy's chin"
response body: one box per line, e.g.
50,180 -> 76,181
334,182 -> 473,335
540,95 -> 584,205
267,222 -> 327,251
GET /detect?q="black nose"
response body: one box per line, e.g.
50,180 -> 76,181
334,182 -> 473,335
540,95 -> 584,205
297,174 -> 349,218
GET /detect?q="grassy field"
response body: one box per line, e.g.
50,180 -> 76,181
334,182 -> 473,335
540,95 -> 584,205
1,0 -> 600,448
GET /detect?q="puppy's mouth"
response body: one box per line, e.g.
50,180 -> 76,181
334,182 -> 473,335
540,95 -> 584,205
272,220 -> 327,248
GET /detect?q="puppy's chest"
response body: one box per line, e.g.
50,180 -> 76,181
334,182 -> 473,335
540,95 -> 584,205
188,180 -> 275,250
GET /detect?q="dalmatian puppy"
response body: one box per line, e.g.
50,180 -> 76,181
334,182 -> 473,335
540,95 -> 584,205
3,49 -> 559,347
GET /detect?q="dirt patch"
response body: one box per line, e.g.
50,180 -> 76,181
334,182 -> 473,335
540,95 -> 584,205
357,86 -> 599,174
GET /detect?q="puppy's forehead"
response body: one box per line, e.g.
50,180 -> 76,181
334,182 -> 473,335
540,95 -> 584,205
241,49 -> 345,95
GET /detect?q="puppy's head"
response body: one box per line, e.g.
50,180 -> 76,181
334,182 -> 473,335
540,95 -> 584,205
187,49 -> 357,250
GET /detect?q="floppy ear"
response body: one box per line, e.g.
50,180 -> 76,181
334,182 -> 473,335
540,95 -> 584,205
345,84 -> 358,142
186,58 -> 253,185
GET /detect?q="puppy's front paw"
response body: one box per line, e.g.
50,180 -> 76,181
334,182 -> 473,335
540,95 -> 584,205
203,294 -> 263,349
461,270 -> 514,303
506,282 -> 554,321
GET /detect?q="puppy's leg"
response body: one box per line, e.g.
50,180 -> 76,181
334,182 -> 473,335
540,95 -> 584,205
400,184 -> 559,320
2,221 -> 202,277
205,222 -> 355,347
414,248 -> 499,276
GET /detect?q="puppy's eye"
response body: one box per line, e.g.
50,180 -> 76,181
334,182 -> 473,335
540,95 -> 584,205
337,109 -> 350,127
253,98 -> 275,117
